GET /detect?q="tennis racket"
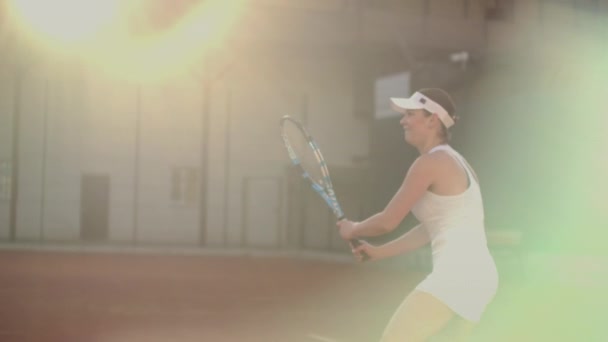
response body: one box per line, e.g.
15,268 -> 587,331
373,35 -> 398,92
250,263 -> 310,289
280,115 -> 368,261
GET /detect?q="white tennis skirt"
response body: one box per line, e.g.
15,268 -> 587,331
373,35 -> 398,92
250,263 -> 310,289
415,245 -> 499,322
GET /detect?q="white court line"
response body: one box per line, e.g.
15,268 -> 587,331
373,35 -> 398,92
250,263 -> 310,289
0,243 -> 354,263
307,333 -> 340,342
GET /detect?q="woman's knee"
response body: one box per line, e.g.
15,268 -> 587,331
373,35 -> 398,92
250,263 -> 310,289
381,319 -> 445,342
447,317 -> 476,341
381,327 -> 429,342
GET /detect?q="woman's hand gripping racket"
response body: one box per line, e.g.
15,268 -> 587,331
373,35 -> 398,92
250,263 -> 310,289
280,115 -> 369,261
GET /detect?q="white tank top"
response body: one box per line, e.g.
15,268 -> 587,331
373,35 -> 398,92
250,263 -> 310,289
411,145 -> 489,261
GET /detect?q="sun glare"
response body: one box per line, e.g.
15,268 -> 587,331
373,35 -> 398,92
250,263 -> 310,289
9,0 -> 120,47
87,0 -> 249,83
7,0 -> 248,83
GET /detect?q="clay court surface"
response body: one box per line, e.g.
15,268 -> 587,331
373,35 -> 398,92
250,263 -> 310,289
0,249 -> 604,342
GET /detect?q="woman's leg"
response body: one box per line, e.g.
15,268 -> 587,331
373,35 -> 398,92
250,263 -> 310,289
449,317 -> 476,342
431,316 -> 477,342
380,290 -> 456,342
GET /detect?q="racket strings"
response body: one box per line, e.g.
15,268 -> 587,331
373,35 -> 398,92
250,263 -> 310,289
282,121 -> 327,186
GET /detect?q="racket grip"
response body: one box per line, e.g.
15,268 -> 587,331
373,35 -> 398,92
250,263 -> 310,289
337,216 -> 370,262
349,239 -> 370,262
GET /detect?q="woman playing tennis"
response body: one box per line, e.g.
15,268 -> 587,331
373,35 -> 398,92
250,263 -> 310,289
337,88 -> 498,341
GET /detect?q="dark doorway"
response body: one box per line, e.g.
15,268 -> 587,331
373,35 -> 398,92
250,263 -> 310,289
80,174 -> 110,241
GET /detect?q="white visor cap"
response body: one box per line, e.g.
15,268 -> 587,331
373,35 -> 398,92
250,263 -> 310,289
390,92 -> 455,129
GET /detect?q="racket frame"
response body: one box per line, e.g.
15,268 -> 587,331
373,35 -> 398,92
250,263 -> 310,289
280,115 -> 367,259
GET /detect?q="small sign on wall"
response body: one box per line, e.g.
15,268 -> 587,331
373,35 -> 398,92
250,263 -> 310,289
374,71 -> 411,120
0,160 -> 11,201
171,166 -> 199,206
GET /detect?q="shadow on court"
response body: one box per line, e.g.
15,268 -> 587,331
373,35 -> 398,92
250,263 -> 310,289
0,250 -> 604,341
